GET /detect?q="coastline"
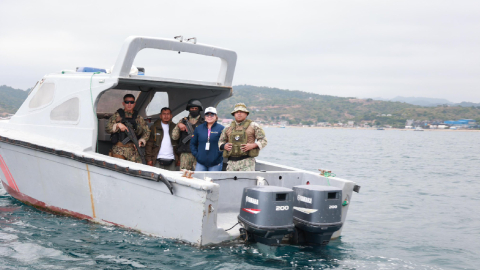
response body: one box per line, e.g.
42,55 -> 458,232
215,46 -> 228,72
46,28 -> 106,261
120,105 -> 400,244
262,126 -> 480,132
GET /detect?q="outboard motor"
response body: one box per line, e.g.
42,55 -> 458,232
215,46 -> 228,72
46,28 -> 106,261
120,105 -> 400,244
292,185 -> 343,246
238,186 -> 295,245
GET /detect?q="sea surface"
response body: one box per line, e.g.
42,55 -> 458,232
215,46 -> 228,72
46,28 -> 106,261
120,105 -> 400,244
1,128 -> 479,269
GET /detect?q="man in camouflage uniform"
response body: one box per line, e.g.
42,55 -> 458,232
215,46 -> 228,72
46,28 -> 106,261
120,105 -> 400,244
105,94 -> 150,163
218,103 -> 267,171
171,99 -> 205,170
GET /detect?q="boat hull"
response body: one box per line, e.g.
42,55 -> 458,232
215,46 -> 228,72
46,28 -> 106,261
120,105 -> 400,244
0,132 -> 358,246
0,142 -> 229,246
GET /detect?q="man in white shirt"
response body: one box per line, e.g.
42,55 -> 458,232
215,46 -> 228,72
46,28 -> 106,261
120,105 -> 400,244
146,107 -> 179,171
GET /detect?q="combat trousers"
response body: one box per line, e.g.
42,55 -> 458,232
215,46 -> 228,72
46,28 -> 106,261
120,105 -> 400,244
226,157 -> 255,171
111,143 -> 142,163
179,153 -> 196,170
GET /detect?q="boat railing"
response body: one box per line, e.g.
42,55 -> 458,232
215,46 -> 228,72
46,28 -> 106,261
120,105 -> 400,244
111,36 -> 237,86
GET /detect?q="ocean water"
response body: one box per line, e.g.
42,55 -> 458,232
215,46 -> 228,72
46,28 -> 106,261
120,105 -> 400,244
1,128 -> 479,269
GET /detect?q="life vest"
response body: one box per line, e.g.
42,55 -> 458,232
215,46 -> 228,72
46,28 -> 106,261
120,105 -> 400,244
223,119 -> 259,158
177,117 -> 205,153
152,121 -> 177,148
110,109 -> 139,144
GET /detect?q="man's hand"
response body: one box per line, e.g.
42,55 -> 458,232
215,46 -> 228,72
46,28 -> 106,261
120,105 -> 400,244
241,143 -> 257,152
139,139 -> 146,147
178,123 -> 187,132
117,123 -> 129,132
147,161 -> 153,166
224,143 -> 233,151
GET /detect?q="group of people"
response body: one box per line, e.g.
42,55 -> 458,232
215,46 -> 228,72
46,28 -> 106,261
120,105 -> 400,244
105,94 -> 267,172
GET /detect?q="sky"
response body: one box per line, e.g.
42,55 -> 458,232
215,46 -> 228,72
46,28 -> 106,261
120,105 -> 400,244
1,0 -> 480,103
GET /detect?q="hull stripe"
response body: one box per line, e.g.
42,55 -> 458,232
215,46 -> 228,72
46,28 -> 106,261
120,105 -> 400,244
0,154 -> 19,192
2,179 -> 148,237
86,164 -> 96,218
1,179 -> 92,220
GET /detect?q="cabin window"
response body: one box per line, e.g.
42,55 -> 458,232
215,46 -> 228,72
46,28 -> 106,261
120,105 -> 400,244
133,48 -> 220,83
50,97 -> 80,122
96,90 -> 140,114
173,110 -> 190,123
146,92 -> 169,116
29,82 -> 55,109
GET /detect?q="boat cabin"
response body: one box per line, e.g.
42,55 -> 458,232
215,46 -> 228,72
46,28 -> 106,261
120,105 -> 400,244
95,80 -> 232,157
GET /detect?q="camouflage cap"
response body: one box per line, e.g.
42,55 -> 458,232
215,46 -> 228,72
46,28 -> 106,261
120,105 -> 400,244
231,103 -> 250,116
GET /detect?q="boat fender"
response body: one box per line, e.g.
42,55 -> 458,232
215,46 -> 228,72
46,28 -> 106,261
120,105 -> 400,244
157,174 -> 174,195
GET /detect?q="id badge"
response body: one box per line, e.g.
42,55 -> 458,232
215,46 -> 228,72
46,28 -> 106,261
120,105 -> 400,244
205,142 -> 210,150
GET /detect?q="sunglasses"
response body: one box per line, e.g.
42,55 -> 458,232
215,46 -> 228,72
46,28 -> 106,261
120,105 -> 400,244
205,113 -> 216,117
124,100 -> 135,104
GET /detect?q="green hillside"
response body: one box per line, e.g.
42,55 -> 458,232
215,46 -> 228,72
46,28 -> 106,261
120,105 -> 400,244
217,85 -> 480,128
0,85 -> 29,114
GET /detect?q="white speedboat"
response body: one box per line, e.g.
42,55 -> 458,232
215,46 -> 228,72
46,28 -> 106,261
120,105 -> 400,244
0,36 -> 359,247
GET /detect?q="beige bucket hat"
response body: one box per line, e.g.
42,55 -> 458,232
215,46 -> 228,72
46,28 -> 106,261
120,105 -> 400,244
231,103 -> 250,116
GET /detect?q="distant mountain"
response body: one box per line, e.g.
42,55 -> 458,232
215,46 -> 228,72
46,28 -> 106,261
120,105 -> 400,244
0,85 -> 29,114
455,101 -> 480,107
216,85 -> 480,128
216,85 -> 419,123
370,97 -> 390,101
389,96 -> 452,107
373,96 -> 480,107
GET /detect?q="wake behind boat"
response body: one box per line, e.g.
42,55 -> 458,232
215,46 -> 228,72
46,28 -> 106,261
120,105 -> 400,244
0,36 -> 359,247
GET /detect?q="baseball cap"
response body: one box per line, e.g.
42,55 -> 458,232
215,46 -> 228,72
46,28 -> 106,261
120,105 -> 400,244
205,107 -> 217,114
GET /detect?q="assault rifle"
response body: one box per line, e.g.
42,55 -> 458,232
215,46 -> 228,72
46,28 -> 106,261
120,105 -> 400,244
181,118 -> 195,144
121,121 -> 147,164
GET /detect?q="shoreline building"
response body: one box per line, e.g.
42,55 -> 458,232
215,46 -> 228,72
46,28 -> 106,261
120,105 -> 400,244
444,119 -> 477,129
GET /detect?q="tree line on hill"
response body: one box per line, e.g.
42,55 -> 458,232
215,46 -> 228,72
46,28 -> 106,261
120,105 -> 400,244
216,85 -> 480,128
1,84 -> 479,128
377,96 -> 480,107
0,85 -> 29,115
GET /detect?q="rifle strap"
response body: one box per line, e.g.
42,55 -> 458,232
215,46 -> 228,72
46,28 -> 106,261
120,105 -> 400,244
183,118 -> 195,135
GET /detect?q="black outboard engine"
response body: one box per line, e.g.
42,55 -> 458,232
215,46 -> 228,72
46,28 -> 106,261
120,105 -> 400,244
238,186 -> 295,245
292,185 -> 343,246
